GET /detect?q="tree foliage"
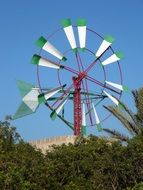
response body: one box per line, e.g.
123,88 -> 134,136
103,87 -> 143,141
0,118 -> 143,189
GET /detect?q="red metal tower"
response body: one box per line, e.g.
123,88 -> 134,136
72,72 -> 86,135
73,76 -> 82,135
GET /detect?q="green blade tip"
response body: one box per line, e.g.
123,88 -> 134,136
73,48 -> 78,53
123,85 -> 129,92
77,19 -> 86,26
31,54 -> 41,65
50,111 -> 57,121
36,36 -> 47,48
104,35 -> 115,43
62,56 -> 67,61
61,19 -> 71,27
96,123 -> 102,132
38,94 -> 46,104
115,51 -> 124,59
80,48 -> 86,52
81,125 -> 86,135
118,102 -> 124,110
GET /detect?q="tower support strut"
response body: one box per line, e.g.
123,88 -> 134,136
72,75 -> 82,135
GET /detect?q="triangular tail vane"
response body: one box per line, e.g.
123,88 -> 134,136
95,35 -> 115,57
77,19 -> 86,50
16,80 -> 34,98
31,54 -> 63,69
12,102 -> 36,120
105,81 -> 128,92
101,51 -> 124,66
36,36 -> 67,61
50,94 -> 69,120
92,103 -> 102,131
61,19 -> 77,52
13,80 -> 66,119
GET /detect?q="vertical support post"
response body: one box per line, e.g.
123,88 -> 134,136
72,76 -> 82,136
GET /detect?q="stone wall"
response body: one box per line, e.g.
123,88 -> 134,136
29,135 -> 76,153
29,135 -> 117,154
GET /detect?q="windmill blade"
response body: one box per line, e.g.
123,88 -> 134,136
95,35 -> 115,57
50,94 -> 69,120
38,84 -> 66,104
77,19 -> 86,50
31,54 -> 63,69
81,103 -> 86,135
103,90 -> 121,107
36,36 -> 67,61
101,52 -> 124,66
105,81 -> 128,92
92,103 -> 102,131
12,102 -> 37,120
61,19 -> 77,52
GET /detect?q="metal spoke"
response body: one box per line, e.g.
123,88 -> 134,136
76,51 -> 93,125
51,83 -> 74,108
86,75 -> 121,95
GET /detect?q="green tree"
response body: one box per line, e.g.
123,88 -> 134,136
127,182 -> 143,190
0,117 -> 48,190
1,116 -> 143,190
103,88 -> 143,142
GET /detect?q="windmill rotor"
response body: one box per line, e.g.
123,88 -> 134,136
13,18 -> 128,136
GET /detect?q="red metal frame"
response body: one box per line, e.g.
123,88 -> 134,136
37,26 -> 123,134
72,71 -> 87,135
73,76 -> 82,135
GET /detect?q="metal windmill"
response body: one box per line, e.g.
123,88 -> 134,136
13,19 -> 128,136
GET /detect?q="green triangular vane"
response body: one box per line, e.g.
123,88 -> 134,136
16,80 -> 34,98
12,102 -> 34,120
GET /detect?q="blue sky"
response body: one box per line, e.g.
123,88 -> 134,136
0,0 -> 143,141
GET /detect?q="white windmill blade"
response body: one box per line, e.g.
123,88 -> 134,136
101,52 -> 124,66
38,84 -> 66,104
61,19 -> 77,52
92,103 -> 102,131
77,19 -> 86,50
31,54 -> 63,69
81,103 -> 86,135
103,90 -> 121,107
50,94 -> 69,120
36,36 -> 67,61
95,35 -> 115,57
82,103 -> 86,126
105,81 -> 128,92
